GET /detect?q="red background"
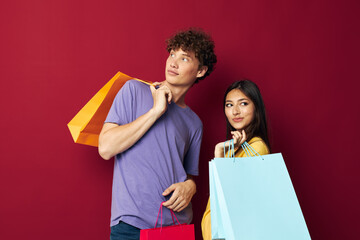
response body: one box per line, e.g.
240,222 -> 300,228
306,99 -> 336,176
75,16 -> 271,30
1,0 -> 359,239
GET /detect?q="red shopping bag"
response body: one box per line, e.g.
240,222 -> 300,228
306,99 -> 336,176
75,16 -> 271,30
140,202 -> 195,240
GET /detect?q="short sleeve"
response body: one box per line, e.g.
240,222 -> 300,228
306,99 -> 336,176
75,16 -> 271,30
248,140 -> 270,155
183,126 -> 203,176
105,80 -> 136,125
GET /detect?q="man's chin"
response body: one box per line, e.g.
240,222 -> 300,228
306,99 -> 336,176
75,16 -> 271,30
164,76 -> 179,84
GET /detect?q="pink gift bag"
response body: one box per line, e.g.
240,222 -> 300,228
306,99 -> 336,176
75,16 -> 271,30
140,202 -> 195,240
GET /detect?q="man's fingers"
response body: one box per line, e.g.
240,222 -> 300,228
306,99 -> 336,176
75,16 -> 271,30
167,90 -> 172,104
162,198 -> 175,208
164,195 -> 186,212
159,85 -> 172,104
162,184 -> 175,196
154,84 -> 172,103
162,181 -> 195,212
152,82 -> 161,88
162,189 -> 178,208
175,204 -> 186,212
150,84 -> 156,93
173,200 -> 185,212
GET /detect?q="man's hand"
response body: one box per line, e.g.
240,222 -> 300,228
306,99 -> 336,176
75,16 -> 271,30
162,179 -> 196,212
150,82 -> 172,117
98,82 -> 172,160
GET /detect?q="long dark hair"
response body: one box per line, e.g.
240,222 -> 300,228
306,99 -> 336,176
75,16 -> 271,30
224,80 -> 271,152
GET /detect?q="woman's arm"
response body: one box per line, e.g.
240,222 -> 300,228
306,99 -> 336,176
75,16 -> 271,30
201,198 -> 212,240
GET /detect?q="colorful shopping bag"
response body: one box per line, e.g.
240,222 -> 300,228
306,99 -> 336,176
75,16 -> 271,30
210,141 -> 311,240
140,202 -> 195,240
209,158 -> 225,240
67,72 -> 152,147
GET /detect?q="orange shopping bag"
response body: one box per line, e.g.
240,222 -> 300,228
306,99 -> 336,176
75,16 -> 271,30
67,72 -> 152,147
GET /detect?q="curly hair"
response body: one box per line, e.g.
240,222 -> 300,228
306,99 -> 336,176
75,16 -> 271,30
166,28 -> 217,82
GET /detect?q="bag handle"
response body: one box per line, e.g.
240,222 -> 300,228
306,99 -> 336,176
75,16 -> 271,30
154,202 -> 182,230
223,140 -> 264,160
241,141 -> 264,160
134,78 -> 153,86
223,139 -> 235,158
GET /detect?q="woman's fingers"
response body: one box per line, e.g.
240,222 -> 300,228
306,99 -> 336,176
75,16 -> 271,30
240,130 -> 247,144
231,130 -> 242,144
231,130 -> 247,145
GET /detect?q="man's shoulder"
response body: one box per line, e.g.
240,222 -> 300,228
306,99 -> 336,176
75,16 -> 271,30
188,108 -> 202,125
125,79 -> 151,89
118,79 -> 151,98
181,106 -> 203,131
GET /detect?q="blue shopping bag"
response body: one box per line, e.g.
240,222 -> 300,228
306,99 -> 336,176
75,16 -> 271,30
209,141 -> 311,240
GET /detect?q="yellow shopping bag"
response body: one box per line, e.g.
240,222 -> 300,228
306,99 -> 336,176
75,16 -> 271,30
67,72 -> 152,147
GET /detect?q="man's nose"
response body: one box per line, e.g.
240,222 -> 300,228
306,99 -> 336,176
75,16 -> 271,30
170,58 -> 178,68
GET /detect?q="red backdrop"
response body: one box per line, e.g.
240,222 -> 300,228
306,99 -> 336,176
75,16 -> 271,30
1,0 -> 359,239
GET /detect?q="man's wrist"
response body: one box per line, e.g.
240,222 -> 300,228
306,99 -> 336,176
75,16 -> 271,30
185,177 -> 196,193
148,108 -> 162,121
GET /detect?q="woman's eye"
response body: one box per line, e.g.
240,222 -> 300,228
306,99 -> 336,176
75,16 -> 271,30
170,53 -> 175,57
240,102 -> 248,106
182,58 -> 188,62
225,103 -> 233,107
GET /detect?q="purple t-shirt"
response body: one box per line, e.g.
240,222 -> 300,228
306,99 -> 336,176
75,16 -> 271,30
105,80 -> 203,229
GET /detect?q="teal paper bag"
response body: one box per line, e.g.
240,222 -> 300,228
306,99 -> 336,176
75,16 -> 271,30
209,142 -> 311,240
209,161 -> 225,239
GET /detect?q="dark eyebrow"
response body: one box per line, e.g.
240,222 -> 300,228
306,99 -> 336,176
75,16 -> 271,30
181,53 -> 192,58
226,98 -> 248,102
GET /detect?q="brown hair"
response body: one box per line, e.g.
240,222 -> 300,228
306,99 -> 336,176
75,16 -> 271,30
166,28 -> 217,83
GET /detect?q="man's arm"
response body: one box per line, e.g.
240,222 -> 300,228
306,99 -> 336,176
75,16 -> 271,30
162,175 -> 197,212
98,83 -> 172,160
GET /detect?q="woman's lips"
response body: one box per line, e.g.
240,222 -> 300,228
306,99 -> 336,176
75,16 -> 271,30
232,118 -> 243,122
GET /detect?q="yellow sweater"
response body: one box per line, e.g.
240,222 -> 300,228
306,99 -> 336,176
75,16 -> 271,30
201,137 -> 270,240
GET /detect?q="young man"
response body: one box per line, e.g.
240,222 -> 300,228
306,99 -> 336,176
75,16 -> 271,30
98,29 -> 217,240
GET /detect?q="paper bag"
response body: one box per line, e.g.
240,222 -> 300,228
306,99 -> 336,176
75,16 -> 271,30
140,202 -> 195,240
210,141 -> 311,240
67,72 -> 151,147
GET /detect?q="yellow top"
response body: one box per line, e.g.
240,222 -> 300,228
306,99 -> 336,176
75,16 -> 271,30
201,137 -> 270,240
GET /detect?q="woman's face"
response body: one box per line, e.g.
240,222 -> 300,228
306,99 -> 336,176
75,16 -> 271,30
225,89 -> 255,131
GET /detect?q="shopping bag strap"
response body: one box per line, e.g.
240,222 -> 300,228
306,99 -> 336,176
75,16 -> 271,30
154,201 -> 182,230
223,139 -> 264,160
134,78 -> 153,86
241,141 -> 264,160
223,139 -> 235,158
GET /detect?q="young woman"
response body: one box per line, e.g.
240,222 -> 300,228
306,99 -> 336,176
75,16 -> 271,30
201,80 -> 271,240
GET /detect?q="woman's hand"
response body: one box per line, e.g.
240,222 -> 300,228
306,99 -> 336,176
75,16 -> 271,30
214,130 -> 246,158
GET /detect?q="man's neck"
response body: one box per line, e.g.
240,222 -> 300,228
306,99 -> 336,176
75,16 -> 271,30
163,81 -> 192,108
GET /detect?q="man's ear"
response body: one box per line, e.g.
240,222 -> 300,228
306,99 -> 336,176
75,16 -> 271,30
197,66 -> 208,78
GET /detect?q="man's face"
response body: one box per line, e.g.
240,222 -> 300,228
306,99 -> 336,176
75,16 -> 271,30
165,48 -> 207,87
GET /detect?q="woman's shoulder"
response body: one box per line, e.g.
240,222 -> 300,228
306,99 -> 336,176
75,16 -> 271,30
247,137 -> 265,145
248,137 -> 270,154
